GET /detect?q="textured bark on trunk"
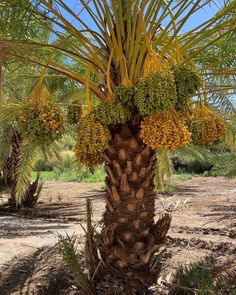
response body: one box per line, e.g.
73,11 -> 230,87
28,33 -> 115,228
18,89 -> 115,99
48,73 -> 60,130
100,119 -> 171,292
3,155 -> 13,186
8,132 -> 39,209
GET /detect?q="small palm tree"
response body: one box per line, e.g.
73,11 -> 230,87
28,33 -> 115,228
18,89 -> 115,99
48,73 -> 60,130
0,73 -> 77,208
0,0 -> 236,292
0,126 -> 41,208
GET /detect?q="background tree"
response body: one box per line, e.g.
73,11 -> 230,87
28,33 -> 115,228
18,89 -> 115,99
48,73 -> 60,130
0,0 -> 236,292
0,11 -> 81,207
0,3 -> 47,206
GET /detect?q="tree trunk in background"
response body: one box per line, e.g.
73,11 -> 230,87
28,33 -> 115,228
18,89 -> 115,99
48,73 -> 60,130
3,155 -> 13,186
100,118 -> 171,293
8,131 -> 22,208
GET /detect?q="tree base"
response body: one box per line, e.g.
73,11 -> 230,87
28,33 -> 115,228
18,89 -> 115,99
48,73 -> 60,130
8,175 -> 41,209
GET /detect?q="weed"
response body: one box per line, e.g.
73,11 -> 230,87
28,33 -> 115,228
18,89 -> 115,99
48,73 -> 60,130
171,261 -> 236,295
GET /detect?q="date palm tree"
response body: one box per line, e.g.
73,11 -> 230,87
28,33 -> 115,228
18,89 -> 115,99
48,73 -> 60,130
0,0 -> 236,292
0,5 -> 52,207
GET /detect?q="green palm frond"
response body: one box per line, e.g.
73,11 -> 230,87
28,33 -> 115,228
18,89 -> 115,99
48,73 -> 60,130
0,124 -> 14,165
209,94 -> 236,114
0,103 -> 22,127
172,145 -> 210,164
197,30 -> 236,112
58,233 -> 94,294
0,0 -> 235,104
207,150 -> 236,178
154,148 -> 174,193
15,142 -> 39,203
226,115 -> 236,145
0,0 -> 50,40
40,141 -> 62,161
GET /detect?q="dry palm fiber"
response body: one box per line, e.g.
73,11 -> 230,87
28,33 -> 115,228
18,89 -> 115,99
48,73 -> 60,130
18,81 -> 64,144
75,115 -> 111,168
140,110 -> 192,151
134,70 -> 177,116
189,104 -> 227,146
94,101 -> 131,126
67,93 -> 82,125
174,64 -> 201,112
114,85 -> 135,106
27,80 -> 53,109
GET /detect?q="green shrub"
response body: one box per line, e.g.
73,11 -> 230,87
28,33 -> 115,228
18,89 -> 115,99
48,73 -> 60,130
32,165 -> 105,183
35,157 -> 54,171
172,262 -> 236,295
172,262 -> 214,295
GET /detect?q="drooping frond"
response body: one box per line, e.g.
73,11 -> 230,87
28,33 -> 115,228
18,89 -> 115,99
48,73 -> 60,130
207,150 -> 236,178
15,142 -> 39,204
154,148 -> 174,192
0,103 -> 22,127
226,115 -> 236,147
172,144 -> 211,164
197,31 -> 236,113
40,141 -> 62,162
0,124 -> 14,166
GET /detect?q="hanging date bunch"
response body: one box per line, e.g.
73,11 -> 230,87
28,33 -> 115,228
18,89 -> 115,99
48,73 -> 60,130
173,64 -> 201,113
67,92 -> 82,125
18,81 -> 64,144
189,104 -> 227,146
75,115 -> 111,168
134,51 -> 177,116
94,100 -> 131,126
114,85 -> 135,106
140,109 -> 192,151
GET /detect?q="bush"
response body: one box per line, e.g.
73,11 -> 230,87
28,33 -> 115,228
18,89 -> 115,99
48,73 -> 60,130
35,158 -> 54,171
172,261 -> 236,295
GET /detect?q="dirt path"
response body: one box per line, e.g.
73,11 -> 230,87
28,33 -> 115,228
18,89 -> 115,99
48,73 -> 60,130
0,182 -> 105,268
0,177 -> 235,294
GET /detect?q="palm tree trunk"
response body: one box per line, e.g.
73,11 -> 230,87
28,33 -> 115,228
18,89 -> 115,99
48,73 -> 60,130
100,118 -> 171,292
3,155 -> 13,186
8,131 -> 21,208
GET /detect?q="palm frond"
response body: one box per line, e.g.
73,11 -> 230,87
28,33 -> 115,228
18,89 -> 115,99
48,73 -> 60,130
0,0 -> 235,102
154,148 -> 174,193
209,94 -> 236,114
15,142 -> 39,204
58,233 -> 94,294
40,141 -> 62,161
172,145 -> 210,164
0,125 -> 14,165
207,150 -> 236,178
0,103 -> 22,127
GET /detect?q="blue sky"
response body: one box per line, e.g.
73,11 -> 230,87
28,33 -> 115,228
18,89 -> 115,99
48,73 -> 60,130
53,1 -> 221,34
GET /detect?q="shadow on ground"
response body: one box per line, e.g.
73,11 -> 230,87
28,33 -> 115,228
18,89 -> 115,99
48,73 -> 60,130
0,247 -> 77,295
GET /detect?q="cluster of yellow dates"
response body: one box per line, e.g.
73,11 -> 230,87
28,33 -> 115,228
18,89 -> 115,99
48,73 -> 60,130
17,82 -> 64,144
140,110 -> 192,151
140,104 -> 227,152
74,51 -> 227,166
18,103 -> 64,144
189,104 -> 227,146
75,115 -> 111,168
139,52 -> 227,152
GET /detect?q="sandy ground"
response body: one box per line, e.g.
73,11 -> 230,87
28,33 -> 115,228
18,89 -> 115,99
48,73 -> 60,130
0,177 -> 235,294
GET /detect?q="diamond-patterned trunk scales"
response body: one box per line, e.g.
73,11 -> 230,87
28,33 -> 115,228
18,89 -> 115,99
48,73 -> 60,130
100,118 -> 171,292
